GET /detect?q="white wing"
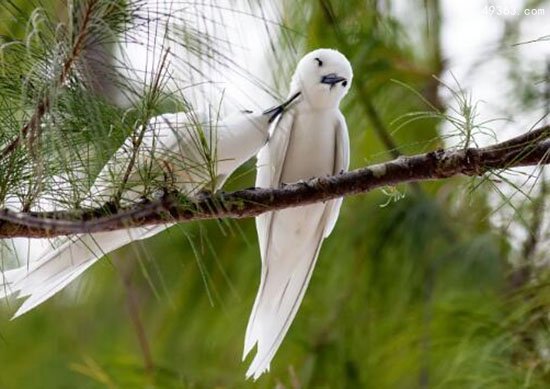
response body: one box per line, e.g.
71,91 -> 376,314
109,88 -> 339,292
214,110 -> 273,189
244,111 -> 349,379
0,114 -> 192,317
254,110 -> 295,262
2,108 -> 273,318
2,226 -> 166,318
88,111 -> 210,204
324,113 -> 350,237
89,108 -> 269,203
0,113 -> 192,315
243,110 -> 294,362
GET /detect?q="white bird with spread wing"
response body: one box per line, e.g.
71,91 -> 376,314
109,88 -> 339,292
0,95 -> 300,318
243,48 -> 353,379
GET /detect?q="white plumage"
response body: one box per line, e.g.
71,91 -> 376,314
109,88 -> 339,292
243,48 -> 353,379
1,105 -> 292,318
0,48 -> 352,381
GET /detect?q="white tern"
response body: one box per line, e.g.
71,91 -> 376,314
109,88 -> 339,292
243,48 -> 352,379
0,95 -> 300,318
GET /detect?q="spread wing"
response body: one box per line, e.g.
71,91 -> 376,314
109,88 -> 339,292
1,226 -> 168,318
2,108 -> 275,318
0,112 -> 201,318
88,111 -> 209,204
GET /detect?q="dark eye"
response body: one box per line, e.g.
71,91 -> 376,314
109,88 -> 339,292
314,57 -> 323,67
342,81 -> 348,87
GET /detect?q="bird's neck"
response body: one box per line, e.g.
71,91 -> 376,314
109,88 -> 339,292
291,90 -> 341,111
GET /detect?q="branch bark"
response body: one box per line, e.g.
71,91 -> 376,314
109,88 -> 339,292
0,125 -> 548,239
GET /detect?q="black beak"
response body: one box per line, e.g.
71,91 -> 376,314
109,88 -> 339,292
263,91 -> 301,123
320,73 -> 347,85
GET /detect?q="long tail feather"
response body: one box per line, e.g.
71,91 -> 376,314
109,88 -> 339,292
244,204 -> 328,379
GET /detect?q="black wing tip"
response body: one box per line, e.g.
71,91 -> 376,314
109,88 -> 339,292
262,92 -> 302,122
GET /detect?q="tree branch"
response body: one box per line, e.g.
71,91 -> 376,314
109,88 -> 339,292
0,125 -> 548,239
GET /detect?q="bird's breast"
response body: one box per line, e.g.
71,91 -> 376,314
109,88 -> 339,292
281,110 -> 338,183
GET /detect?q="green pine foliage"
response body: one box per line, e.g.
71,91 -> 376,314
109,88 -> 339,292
0,0 -> 548,388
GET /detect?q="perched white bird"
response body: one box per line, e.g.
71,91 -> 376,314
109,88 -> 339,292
0,96 -> 300,318
243,48 -> 352,379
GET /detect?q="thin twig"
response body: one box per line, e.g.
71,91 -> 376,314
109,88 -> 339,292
113,48 -> 171,205
0,0 -> 98,160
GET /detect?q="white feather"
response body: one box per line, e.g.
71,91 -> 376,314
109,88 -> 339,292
2,108 -> 274,317
244,48 -> 352,379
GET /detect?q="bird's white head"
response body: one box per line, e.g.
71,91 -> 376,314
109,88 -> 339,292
290,48 -> 353,110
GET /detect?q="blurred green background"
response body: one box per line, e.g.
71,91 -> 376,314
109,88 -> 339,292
0,0 -> 549,388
